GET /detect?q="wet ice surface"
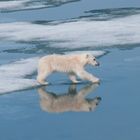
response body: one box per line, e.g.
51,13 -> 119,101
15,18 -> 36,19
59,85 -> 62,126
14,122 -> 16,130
0,14 -> 140,48
0,0 -> 79,12
0,0 -> 140,140
0,57 -> 38,94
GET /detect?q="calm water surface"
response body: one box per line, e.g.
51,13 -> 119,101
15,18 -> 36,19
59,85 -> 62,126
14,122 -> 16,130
0,0 -> 140,140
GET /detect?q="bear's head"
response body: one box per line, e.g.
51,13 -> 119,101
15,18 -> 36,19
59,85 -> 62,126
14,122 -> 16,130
86,54 -> 100,66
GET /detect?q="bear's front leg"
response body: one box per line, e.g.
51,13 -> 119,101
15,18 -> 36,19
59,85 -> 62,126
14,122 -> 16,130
76,70 -> 100,84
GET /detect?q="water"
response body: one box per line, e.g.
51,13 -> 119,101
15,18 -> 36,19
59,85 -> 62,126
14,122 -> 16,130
0,0 -> 140,140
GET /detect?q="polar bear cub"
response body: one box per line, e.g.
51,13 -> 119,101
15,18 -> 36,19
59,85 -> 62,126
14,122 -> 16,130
37,53 -> 100,85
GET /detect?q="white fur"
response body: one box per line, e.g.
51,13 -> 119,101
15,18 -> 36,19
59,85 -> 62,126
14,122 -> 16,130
37,53 -> 100,85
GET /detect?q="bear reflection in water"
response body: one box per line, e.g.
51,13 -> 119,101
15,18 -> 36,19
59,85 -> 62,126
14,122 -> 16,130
37,84 -> 101,113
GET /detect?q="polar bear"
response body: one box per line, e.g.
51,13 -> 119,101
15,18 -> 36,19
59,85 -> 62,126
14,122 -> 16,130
37,84 -> 101,113
37,53 -> 100,85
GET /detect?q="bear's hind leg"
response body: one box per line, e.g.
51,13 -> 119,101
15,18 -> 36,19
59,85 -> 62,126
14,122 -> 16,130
69,72 -> 80,84
37,68 -> 50,85
37,73 -> 49,85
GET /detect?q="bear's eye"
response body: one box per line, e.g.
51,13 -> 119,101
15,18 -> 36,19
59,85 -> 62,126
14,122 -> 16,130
93,58 -> 96,61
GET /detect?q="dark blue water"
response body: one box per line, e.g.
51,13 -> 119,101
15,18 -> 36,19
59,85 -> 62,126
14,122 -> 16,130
0,0 -> 140,140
